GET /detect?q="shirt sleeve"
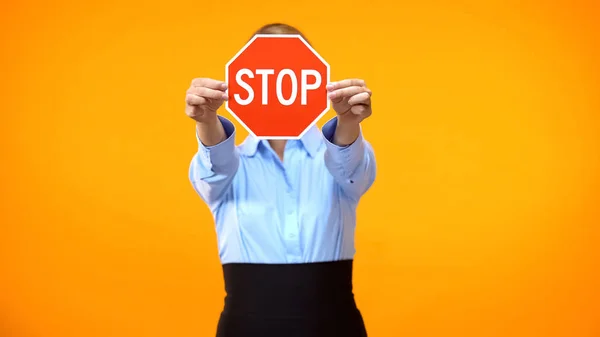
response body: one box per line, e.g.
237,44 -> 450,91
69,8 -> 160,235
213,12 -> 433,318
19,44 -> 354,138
189,116 -> 240,208
321,117 -> 377,201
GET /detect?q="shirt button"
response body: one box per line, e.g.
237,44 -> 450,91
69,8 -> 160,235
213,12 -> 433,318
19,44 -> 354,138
288,233 -> 296,239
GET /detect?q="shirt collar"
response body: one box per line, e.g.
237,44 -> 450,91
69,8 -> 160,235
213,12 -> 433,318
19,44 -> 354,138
239,125 -> 322,157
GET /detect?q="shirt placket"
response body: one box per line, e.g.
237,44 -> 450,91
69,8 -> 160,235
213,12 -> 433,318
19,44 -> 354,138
282,177 -> 301,263
281,151 -> 302,263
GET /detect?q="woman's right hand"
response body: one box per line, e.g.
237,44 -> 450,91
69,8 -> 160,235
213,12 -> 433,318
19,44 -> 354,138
185,78 -> 228,124
186,78 -> 229,146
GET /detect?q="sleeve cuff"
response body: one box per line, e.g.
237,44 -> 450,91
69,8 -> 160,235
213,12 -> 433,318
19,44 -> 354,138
196,116 -> 236,167
321,117 -> 365,175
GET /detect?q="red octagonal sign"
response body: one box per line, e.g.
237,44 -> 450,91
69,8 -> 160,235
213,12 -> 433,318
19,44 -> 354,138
225,34 -> 330,139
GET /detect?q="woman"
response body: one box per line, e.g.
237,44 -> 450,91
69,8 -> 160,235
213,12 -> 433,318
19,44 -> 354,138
186,23 -> 376,337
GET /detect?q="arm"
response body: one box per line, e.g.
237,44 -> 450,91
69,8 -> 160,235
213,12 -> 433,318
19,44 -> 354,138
196,113 -> 227,146
322,117 -> 376,201
189,116 -> 239,208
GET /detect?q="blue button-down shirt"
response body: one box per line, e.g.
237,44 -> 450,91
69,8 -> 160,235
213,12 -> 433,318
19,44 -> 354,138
189,116 -> 376,264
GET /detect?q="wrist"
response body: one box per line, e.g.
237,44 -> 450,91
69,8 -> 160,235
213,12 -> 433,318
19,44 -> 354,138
333,117 -> 360,146
336,115 -> 360,128
196,113 -> 219,125
196,115 -> 226,146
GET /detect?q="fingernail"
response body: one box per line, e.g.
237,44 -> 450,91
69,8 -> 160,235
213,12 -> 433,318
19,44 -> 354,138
326,84 -> 334,91
328,92 -> 335,98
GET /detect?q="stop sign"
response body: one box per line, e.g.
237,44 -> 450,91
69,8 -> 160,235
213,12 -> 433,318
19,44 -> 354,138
225,34 -> 330,139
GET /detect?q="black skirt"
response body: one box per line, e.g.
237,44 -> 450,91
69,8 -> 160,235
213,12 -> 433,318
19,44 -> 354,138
216,260 -> 368,337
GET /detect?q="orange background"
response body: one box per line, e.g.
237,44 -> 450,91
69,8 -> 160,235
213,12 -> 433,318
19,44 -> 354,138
1,1 -> 599,336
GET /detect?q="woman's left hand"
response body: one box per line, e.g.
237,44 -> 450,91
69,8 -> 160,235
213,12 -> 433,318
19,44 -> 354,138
327,79 -> 373,125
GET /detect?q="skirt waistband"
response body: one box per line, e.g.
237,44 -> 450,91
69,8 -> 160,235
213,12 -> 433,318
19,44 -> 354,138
221,260 -> 357,317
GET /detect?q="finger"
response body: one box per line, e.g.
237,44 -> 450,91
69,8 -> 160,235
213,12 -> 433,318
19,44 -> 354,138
347,92 -> 371,106
191,78 -> 227,91
350,104 -> 371,115
328,86 -> 370,100
188,87 -> 228,100
326,79 -> 365,91
185,94 -> 207,106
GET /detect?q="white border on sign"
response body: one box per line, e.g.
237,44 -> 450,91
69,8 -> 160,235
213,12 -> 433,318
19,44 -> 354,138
225,34 -> 331,140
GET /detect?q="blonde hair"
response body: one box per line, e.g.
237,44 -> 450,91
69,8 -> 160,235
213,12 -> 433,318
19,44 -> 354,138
252,23 -> 311,45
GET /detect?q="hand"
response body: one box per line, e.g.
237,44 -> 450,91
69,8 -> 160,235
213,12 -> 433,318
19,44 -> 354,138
326,79 -> 372,125
185,78 -> 228,124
